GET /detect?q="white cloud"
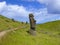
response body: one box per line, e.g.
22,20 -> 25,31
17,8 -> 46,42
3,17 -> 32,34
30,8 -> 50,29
37,0 -> 48,4
0,2 -> 6,13
0,1 -> 60,23
1,4 -> 30,17
37,0 -> 60,14
0,1 -> 32,22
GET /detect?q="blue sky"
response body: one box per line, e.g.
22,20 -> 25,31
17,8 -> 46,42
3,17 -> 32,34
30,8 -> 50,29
0,0 -> 60,24
0,0 -> 46,9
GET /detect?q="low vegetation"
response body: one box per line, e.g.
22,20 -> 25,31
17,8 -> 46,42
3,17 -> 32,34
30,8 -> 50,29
0,15 -> 60,45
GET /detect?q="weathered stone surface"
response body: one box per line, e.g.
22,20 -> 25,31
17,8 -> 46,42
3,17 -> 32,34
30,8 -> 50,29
28,29 -> 36,35
28,13 -> 36,35
29,14 -> 36,31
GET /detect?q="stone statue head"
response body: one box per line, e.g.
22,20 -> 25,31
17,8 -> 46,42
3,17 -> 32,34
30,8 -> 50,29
29,13 -> 34,17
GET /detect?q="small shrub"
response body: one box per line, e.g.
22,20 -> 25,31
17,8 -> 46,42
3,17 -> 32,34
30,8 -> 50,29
26,21 -> 28,24
12,18 -> 15,22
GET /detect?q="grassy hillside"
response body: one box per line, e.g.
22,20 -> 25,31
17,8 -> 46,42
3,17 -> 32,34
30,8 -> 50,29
0,15 -> 60,45
0,15 -> 22,31
37,20 -> 60,32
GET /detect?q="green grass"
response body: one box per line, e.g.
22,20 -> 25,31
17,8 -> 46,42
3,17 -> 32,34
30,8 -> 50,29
0,15 -> 60,45
37,20 -> 60,33
0,15 -> 21,31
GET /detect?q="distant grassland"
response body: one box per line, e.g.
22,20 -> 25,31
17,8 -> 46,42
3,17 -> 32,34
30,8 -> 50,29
0,15 -> 60,45
37,20 -> 60,32
0,15 -> 21,31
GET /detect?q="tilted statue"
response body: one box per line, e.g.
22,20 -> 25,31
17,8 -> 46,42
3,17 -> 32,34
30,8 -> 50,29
28,13 -> 36,35
29,14 -> 36,31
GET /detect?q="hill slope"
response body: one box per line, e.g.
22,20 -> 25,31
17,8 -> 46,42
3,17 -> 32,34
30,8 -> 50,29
0,15 -> 60,45
0,15 -> 22,31
37,20 -> 60,32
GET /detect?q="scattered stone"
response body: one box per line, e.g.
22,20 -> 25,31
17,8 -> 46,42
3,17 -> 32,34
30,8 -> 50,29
27,30 -> 36,36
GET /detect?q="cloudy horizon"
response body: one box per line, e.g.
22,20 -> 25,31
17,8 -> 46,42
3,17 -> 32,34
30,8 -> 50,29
0,0 -> 60,24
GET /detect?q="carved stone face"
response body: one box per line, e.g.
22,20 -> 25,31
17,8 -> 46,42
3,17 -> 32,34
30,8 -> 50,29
29,14 -> 34,17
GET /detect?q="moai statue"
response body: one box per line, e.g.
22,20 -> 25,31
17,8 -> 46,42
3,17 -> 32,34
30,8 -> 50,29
28,13 -> 36,35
